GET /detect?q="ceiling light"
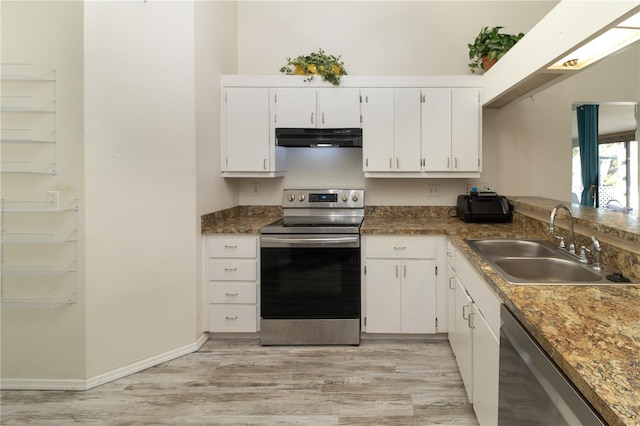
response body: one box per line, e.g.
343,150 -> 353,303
548,11 -> 640,71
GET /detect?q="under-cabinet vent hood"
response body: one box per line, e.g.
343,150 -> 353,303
275,128 -> 362,148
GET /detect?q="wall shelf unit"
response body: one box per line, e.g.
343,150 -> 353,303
1,197 -> 79,308
1,63 -> 57,174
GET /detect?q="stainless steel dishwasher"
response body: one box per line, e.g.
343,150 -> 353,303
498,305 -> 606,425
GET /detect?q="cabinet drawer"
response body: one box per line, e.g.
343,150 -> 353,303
207,259 -> 257,281
207,305 -> 257,332
365,235 -> 436,259
207,236 -> 257,258
208,283 -> 256,304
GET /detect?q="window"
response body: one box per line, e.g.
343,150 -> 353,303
573,138 -> 638,213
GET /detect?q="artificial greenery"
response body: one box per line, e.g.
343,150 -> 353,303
468,26 -> 524,73
280,49 -> 347,86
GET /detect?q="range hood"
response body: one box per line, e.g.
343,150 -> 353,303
275,128 -> 362,148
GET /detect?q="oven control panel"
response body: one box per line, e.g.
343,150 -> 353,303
282,189 -> 364,208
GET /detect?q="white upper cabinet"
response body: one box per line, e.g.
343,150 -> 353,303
362,88 -> 421,172
451,88 -> 481,172
363,83 -> 481,178
394,89 -> 423,172
362,88 -> 394,172
422,87 -> 481,173
221,87 -> 285,178
421,88 -> 452,172
274,88 -> 361,128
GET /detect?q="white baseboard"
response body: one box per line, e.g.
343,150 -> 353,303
1,333 -> 209,391
0,378 -> 87,391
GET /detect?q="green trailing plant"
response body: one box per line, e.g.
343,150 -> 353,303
468,26 -> 524,73
279,48 -> 347,86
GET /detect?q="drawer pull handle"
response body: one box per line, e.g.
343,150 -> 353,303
224,268 -> 238,271
448,277 -> 455,290
224,245 -> 237,249
225,292 -> 238,296
225,316 -> 238,320
393,246 -> 406,250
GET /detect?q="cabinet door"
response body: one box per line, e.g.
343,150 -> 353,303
317,88 -> 361,128
393,89 -> 422,172
472,308 -> 499,426
422,88 -> 452,171
365,259 -> 401,333
451,88 -> 481,172
362,89 -> 394,172
224,88 -> 270,172
454,279 -> 474,403
401,259 -> 436,333
447,266 -> 458,355
274,88 -> 316,128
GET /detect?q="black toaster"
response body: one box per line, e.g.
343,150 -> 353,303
456,192 -> 513,223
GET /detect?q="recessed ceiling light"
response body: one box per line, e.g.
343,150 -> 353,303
548,11 -> 640,70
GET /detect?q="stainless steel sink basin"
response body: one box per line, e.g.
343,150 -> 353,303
493,257 -> 604,283
464,238 -> 635,285
466,239 -> 557,258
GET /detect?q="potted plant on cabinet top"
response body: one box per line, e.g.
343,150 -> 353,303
279,48 -> 347,86
468,26 -> 524,73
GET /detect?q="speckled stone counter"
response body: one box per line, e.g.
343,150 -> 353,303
202,199 -> 640,425
201,205 -> 282,234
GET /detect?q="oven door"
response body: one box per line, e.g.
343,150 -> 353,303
260,234 -> 360,320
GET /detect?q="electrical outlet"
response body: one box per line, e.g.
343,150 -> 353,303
464,183 -> 472,194
47,191 -> 60,209
428,184 -> 440,197
252,183 -> 261,196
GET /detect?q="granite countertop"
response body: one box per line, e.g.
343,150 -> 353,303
202,202 -> 640,425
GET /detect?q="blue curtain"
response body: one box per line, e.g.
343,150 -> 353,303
577,105 -> 599,207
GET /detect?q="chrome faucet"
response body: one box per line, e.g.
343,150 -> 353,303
590,236 -> 602,270
549,204 -> 576,254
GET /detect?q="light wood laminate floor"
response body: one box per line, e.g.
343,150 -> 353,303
1,336 -> 478,425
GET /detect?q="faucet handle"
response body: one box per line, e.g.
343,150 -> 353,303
555,235 -> 566,248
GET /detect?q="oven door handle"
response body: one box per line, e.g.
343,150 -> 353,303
261,235 -> 360,248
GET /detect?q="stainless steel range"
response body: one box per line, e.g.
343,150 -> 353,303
259,189 -> 364,345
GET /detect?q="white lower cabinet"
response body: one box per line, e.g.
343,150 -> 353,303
204,235 -> 259,333
448,240 -> 500,426
363,235 -> 437,334
454,278 -> 474,402
472,305 -> 500,426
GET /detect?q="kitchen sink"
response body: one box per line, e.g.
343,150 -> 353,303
466,239 -> 557,258
464,238 -> 635,285
493,257 -> 604,283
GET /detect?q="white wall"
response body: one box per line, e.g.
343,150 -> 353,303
195,1 -> 239,217
486,45 -> 640,202
234,1 -> 557,205
84,1 -> 198,377
1,1 -> 86,382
